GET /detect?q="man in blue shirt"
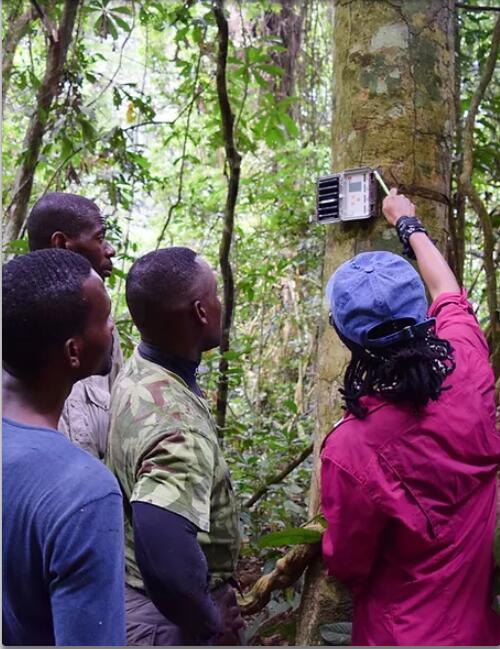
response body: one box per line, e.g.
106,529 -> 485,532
2,249 -> 126,646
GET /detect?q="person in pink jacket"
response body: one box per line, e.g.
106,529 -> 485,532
321,189 -> 500,645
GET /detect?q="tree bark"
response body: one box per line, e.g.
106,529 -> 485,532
2,2 -> 34,110
3,0 -> 80,244
213,0 -> 242,437
451,8 -> 466,284
295,1 -> 455,643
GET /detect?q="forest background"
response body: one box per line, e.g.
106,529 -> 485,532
2,0 -> 499,644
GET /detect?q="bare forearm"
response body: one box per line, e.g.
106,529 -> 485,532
407,232 -> 460,301
382,188 -> 460,301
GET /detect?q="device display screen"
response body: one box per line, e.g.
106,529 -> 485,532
349,181 -> 362,192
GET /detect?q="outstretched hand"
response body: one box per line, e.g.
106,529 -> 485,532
382,188 -> 416,226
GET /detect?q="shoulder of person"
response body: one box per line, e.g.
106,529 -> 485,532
65,376 -> 110,410
321,401 -> 406,481
64,444 -> 121,499
113,352 -> 213,425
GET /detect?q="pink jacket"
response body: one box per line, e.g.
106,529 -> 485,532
321,291 -> 500,645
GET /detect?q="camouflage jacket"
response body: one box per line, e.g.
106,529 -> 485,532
59,327 -> 123,459
106,350 -> 240,591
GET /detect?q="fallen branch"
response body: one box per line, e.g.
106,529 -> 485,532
237,524 -> 322,615
245,442 -> 314,508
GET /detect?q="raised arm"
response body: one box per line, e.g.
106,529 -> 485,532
382,188 -> 460,300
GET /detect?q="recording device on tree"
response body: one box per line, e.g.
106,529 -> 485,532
316,166 -> 390,224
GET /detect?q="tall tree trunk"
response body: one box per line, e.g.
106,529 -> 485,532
295,1 -> 455,643
263,0 -> 305,113
3,0 -> 80,244
213,0 -> 242,438
2,2 -> 34,110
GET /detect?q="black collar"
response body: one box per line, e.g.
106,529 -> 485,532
138,342 -> 202,397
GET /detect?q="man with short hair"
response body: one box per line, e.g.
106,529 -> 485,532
107,247 -> 243,645
26,192 -> 122,458
2,249 -> 126,646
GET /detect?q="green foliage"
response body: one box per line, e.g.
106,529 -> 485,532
85,1 -> 133,40
3,8 -> 497,638
2,239 -> 29,255
456,1 -> 499,317
257,527 -> 322,548
2,0 -> 332,546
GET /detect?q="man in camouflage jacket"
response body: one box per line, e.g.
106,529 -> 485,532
106,247 -> 243,645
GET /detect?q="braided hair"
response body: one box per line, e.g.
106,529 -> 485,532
339,326 -> 456,419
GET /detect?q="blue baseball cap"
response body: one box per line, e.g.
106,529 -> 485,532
326,251 -> 433,348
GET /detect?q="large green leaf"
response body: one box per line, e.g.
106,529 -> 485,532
257,527 -> 322,548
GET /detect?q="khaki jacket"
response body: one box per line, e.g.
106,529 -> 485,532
58,328 -> 123,459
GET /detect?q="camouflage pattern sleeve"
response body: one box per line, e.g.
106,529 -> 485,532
131,429 -> 216,532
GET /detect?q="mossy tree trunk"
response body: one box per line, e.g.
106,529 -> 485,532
3,0 -> 80,244
295,1 -> 455,643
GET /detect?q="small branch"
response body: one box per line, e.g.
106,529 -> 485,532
41,145 -> 84,195
86,3 -> 136,109
245,443 -> 314,508
29,0 -> 58,42
455,3 -> 500,12
121,92 -> 205,134
122,118 -> 185,133
233,0 -> 250,137
468,264 -> 484,296
155,44 -> 205,248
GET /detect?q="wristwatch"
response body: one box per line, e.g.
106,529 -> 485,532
395,215 -> 428,259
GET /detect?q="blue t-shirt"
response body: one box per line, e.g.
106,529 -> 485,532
2,418 -> 126,646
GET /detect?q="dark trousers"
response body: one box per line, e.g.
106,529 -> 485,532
125,584 -> 203,646
125,583 -> 244,646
